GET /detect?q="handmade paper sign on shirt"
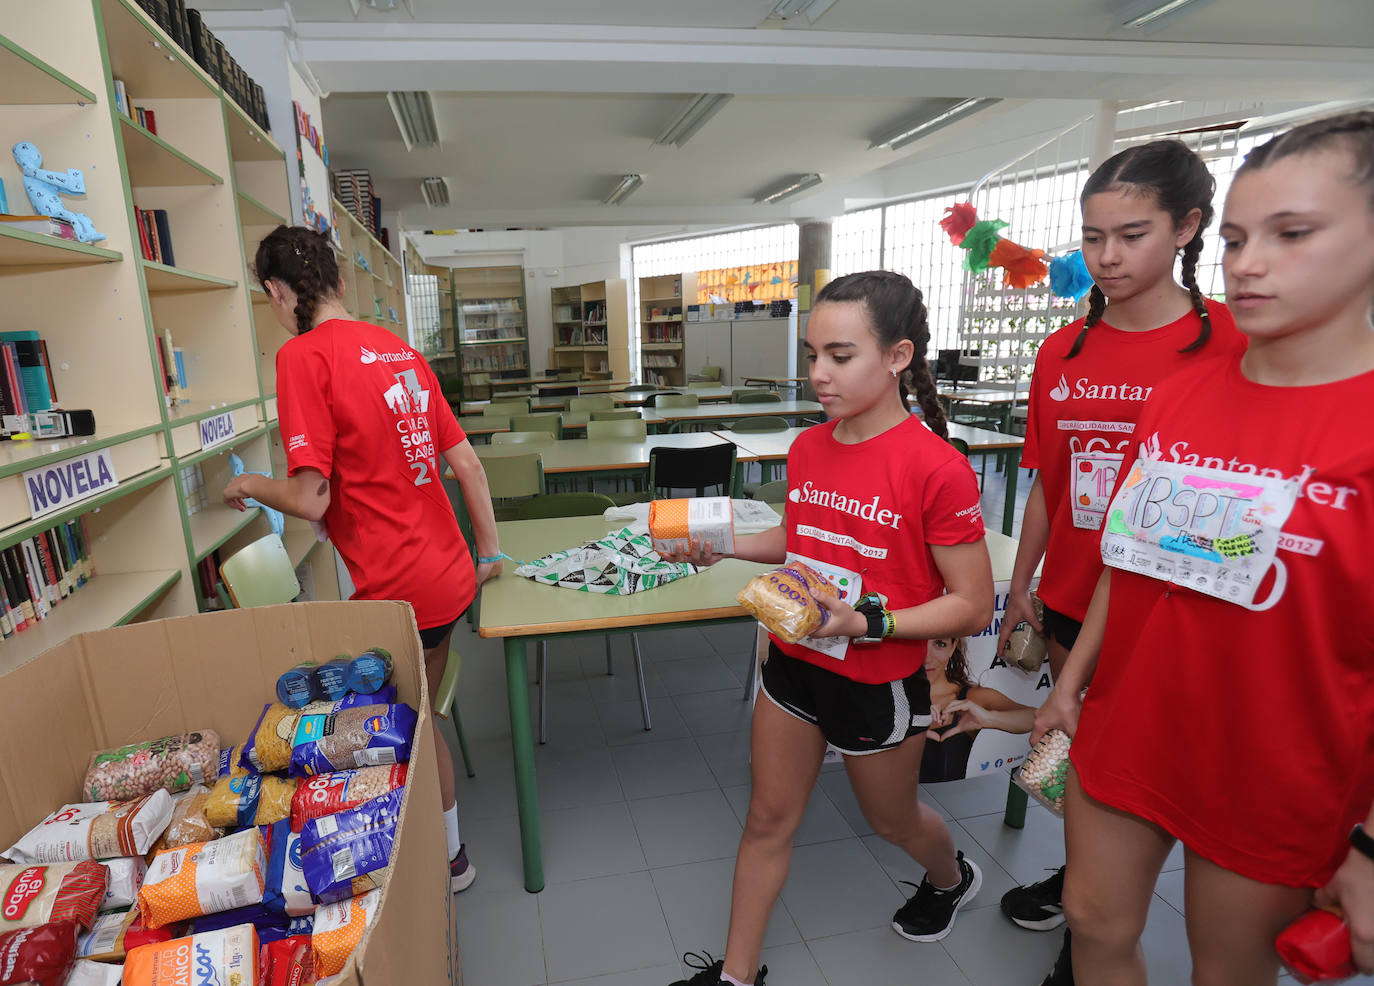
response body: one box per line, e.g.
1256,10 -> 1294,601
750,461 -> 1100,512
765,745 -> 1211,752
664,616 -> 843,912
1100,456 -> 1299,607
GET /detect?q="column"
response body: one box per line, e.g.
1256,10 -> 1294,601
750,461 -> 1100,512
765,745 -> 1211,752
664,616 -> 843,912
795,219 -> 832,397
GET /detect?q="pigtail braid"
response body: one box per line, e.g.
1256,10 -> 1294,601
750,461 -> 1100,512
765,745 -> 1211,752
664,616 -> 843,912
903,287 -> 948,440
253,225 -> 343,336
1177,232 -> 1211,353
1065,284 -> 1105,359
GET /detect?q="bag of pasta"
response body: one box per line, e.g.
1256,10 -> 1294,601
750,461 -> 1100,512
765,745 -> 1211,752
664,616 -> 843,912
241,705 -> 300,774
737,562 -> 838,644
288,704 -> 417,778
203,775 -> 296,829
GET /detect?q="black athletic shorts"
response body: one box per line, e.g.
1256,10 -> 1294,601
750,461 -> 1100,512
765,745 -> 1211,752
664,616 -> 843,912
760,643 -> 932,756
418,618 -> 460,650
1041,604 -> 1083,650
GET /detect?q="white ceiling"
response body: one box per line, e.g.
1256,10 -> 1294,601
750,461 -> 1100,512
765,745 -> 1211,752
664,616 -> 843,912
198,0 -> 1374,229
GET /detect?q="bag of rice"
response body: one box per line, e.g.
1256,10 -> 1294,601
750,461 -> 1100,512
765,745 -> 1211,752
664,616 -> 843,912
152,787 -> 220,853
77,909 -> 179,963
83,733 -> 219,802
0,861 -> 108,932
289,704 -> 417,778
4,793 -> 173,865
122,924 -> 258,986
203,775 -> 297,829
290,765 -> 408,833
62,959 -> 123,986
261,821 -> 312,918
137,829 -> 265,929
260,935 -> 313,986
311,889 -> 380,978
98,857 -> 146,913
0,921 -> 80,986
299,788 -> 401,905
737,562 -> 839,644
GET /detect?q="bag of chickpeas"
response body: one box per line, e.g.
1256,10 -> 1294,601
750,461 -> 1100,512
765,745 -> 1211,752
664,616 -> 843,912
82,732 -> 220,802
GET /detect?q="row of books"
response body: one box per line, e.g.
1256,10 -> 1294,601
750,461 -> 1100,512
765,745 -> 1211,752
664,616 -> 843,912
332,170 -> 381,240
0,331 -> 57,432
128,0 -> 271,131
0,213 -> 77,242
135,209 -> 176,267
643,325 -> 684,343
0,519 -> 94,640
195,550 -> 225,612
155,328 -> 190,408
112,82 -> 159,134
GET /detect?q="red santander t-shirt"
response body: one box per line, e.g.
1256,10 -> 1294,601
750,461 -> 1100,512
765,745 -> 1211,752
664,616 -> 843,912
1022,299 -> 1243,621
1073,356 -> 1374,887
775,416 -> 985,684
276,318 -> 475,630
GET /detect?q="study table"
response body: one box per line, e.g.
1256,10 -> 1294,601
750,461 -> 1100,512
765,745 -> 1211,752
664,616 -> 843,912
461,408 -> 667,440
650,400 -> 823,430
478,520 -> 1023,892
473,433 -> 756,494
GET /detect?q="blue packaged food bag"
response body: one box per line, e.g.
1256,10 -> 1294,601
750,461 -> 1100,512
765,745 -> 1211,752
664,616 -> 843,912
262,819 -> 314,918
299,787 -> 403,904
311,658 -> 352,704
288,704 -> 417,778
346,648 -> 393,695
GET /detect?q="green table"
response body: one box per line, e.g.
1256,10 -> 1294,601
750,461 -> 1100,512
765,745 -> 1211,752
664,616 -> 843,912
478,519 -> 1024,892
461,408 -> 667,440
652,400 -> 822,432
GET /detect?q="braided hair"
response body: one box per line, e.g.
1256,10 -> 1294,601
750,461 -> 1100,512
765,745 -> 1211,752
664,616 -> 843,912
814,270 -> 949,439
253,225 -> 342,336
1238,110 -> 1374,203
1066,140 -> 1217,359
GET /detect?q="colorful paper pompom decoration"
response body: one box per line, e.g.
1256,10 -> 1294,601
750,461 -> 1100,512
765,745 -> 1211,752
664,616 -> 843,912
939,202 -> 979,246
959,219 -> 1008,273
1049,250 -> 1094,301
989,238 -> 1050,290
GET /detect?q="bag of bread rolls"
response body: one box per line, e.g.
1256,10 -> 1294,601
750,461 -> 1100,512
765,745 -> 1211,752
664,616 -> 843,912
737,562 -> 838,644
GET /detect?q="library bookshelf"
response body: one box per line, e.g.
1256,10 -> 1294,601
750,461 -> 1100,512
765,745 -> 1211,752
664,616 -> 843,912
331,195 -> 406,339
0,0 -> 341,672
638,272 -> 696,388
550,279 -> 630,381
453,265 -> 528,396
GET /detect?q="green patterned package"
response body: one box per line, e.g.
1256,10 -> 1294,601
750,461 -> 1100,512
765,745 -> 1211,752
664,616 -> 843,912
514,527 -> 697,594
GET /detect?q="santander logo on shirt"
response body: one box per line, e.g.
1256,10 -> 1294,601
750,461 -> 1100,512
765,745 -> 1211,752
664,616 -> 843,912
790,480 -> 903,530
1141,432 -> 1360,511
1048,373 -> 1153,403
360,345 -> 411,365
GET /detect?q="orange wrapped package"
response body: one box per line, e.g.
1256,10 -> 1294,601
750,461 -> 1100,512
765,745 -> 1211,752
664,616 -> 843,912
648,497 -> 734,556
137,829 -> 266,929
311,888 -> 381,978
123,924 -> 258,986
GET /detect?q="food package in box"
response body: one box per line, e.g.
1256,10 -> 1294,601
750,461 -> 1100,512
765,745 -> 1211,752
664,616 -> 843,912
288,704 -> 417,778
5,793 -> 173,864
138,829 -> 266,929
62,959 -> 123,986
737,562 -> 838,644
290,765 -> 408,833
122,924 -> 258,986
299,788 -> 402,904
77,908 -> 179,963
153,787 -> 221,853
82,732 -> 219,802
648,497 -> 734,556
0,861 -> 108,932
0,921 -> 80,986
99,856 -> 146,913
203,775 -> 297,829
312,889 -> 381,978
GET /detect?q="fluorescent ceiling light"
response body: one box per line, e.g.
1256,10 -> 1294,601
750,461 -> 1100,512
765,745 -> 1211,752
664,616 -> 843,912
386,91 -> 439,151
769,0 -> 839,23
421,177 -> 449,208
754,173 -> 822,204
348,0 -> 414,16
655,94 -> 733,148
604,174 -> 643,205
1120,0 -> 1208,28
870,97 -> 1001,150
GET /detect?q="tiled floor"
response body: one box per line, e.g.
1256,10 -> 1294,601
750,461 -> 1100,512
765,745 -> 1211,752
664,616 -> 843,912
438,466 -> 1370,984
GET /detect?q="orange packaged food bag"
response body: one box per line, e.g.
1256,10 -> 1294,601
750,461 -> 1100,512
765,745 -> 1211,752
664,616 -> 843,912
137,829 -> 266,929
311,888 -> 381,978
123,924 -> 258,986
648,497 -> 734,555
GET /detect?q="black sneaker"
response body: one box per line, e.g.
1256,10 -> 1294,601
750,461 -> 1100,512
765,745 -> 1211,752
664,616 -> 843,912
1000,865 -> 1065,931
669,953 -> 767,986
1038,928 -> 1074,986
891,851 -> 983,942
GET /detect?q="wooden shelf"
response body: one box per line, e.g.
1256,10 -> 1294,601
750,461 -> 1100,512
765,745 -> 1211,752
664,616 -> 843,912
0,35 -> 99,105
460,337 -> 526,346
224,98 -> 284,162
642,342 -> 683,350
0,424 -> 163,481
0,464 -> 171,553
175,424 -> 269,469
237,191 -> 286,227
120,116 -> 223,186
0,570 -> 181,675
142,260 -> 237,294
283,527 -> 321,568
643,317 -> 682,324
101,0 -> 217,99
0,226 -> 122,271
188,504 -> 262,562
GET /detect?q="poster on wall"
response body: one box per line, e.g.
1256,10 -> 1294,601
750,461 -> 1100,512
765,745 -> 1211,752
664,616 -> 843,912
697,261 -> 798,304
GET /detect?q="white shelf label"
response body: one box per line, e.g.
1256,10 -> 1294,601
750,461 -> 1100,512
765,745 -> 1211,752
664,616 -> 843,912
23,448 -> 119,519
200,411 -> 237,451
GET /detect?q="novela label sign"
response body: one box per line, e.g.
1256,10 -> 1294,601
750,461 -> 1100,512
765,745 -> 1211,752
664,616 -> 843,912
23,449 -> 118,519
199,411 -> 236,450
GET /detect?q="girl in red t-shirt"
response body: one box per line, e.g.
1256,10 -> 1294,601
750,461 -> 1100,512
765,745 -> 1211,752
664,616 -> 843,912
222,226 -> 503,894
1036,111 -> 1374,985
663,271 -> 995,986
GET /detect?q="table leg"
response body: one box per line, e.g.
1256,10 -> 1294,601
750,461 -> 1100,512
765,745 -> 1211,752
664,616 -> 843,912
1001,450 -> 1019,537
1003,775 -> 1028,829
760,461 -> 774,485
503,637 -> 544,892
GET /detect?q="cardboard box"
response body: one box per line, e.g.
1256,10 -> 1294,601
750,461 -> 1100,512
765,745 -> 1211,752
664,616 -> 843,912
0,600 -> 456,986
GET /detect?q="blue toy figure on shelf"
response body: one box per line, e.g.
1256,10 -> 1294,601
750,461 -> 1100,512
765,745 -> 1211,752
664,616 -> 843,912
229,452 -> 286,536
12,141 -> 106,243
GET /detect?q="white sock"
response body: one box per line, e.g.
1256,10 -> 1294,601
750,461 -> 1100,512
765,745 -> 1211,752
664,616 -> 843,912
720,972 -> 750,986
444,804 -> 461,860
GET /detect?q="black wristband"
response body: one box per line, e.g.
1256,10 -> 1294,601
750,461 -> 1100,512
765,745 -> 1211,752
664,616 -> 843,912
1351,823 -> 1374,863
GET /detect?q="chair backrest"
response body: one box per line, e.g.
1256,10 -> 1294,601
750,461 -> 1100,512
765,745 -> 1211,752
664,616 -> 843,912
540,384 -> 579,398
219,533 -> 300,608
491,430 -> 556,446
653,393 -> 700,409
589,409 -> 641,421
699,365 -> 723,382
649,442 -> 736,497
512,413 -> 562,437
470,373 -> 491,386
752,479 -> 789,503
569,395 -> 614,412
485,399 -> 530,416
557,371 -> 581,381
734,391 -> 782,404
948,436 -> 971,458
514,491 -> 615,520
586,418 -> 648,441
729,415 -> 789,433
623,384 -> 658,393
483,451 -> 546,499
478,413 -> 511,430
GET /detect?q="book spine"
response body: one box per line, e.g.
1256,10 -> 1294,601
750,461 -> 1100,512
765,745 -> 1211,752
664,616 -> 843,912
154,332 -> 171,406
143,210 -> 161,264
0,552 -> 18,635
20,540 -> 47,620
38,340 -> 58,406
0,571 -> 12,638
135,106 -> 146,129
152,210 -> 174,267
68,521 -> 88,586
135,209 -> 152,261
113,80 -> 128,117
76,516 -> 95,580
163,329 -> 182,404
32,534 -> 58,608
58,522 -> 79,588
49,528 -> 72,597
143,109 -> 158,136
3,345 -> 26,418
3,550 -> 29,631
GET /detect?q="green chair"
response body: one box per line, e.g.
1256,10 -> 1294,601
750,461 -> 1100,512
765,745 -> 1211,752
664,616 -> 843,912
512,413 -> 563,438
432,650 -> 478,778
557,370 -> 581,381
735,391 -> 782,404
688,380 -> 718,390
587,418 -> 648,441
623,384 -> 658,393
468,372 -> 492,402
729,415 -> 788,433
752,479 -> 789,503
484,452 -> 547,520
589,409 -> 642,421
513,493 -> 652,742
486,399 -> 531,416
479,412 -> 512,431
569,395 -> 614,412
218,533 -> 300,608
652,393 -> 698,409
699,365 -> 723,382
491,431 -> 556,447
